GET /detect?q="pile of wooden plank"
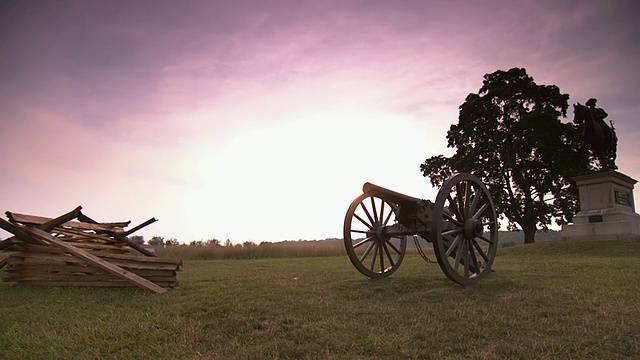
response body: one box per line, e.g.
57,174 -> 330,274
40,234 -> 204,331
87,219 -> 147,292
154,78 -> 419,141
0,206 -> 181,294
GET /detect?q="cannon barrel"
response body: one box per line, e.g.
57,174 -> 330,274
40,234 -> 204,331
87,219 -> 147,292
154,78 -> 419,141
362,182 -> 422,207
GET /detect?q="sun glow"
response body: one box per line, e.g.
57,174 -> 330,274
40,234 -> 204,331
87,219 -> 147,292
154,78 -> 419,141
164,103 -> 444,243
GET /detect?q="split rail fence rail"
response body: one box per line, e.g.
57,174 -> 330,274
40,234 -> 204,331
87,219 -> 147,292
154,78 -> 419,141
0,206 -> 181,294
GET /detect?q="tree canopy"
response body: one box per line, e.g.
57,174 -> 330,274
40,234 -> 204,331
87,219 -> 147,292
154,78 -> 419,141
420,68 -> 588,243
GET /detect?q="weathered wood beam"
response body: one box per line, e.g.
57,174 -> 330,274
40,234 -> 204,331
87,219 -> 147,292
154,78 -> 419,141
9,253 -> 180,271
0,237 -> 17,251
37,206 -> 83,232
7,280 -> 179,288
23,226 -> 167,294
0,218 -> 43,245
78,214 -> 158,257
77,213 -> 157,257
122,218 -> 157,236
7,209 -> 125,233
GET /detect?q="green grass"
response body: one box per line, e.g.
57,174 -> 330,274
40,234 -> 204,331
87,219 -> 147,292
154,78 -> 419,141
1,239 -> 639,359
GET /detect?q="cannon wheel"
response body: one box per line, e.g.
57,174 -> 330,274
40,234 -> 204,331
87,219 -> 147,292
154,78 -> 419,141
343,193 -> 407,278
432,173 -> 498,285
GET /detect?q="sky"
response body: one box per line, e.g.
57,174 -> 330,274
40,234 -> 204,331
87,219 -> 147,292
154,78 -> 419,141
1,0 -> 639,243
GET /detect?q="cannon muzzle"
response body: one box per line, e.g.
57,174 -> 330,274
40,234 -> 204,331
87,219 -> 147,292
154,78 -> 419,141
362,182 -> 422,207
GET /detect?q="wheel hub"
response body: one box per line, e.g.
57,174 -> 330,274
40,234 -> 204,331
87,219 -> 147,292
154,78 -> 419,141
368,224 -> 391,243
464,218 -> 483,239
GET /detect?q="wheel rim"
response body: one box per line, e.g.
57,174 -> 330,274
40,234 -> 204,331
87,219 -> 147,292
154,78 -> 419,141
432,173 -> 498,285
344,194 -> 406,278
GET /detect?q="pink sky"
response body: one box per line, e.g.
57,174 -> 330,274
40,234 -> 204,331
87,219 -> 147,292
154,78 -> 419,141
1,1 -> 639,243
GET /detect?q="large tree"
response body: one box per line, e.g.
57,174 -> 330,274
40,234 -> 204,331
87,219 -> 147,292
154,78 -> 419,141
420,68 -> 588,243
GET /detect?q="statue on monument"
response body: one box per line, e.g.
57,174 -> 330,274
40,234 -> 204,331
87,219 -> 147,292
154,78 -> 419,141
572,98 -> 618,170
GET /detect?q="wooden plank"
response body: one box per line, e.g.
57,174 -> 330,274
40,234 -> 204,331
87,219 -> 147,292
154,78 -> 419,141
23,227 -> 168,294
76,213 -> 156,257
17,250 -> 182,268
9,280 -> 135,287
94,221 -> 131,228
78,214 -> 157,257
13,243 -> 68,255
19,240 -> 130,253
4,273 -> 177,284
122,217 -> 157,236
101,259 -> 180,271
8,254 -> 180,271
5,265 -> 176,276
91,252 -> 182,265
7,280 -> 179,288
133,269 -> 177,277
63,242 -> 131,252
0,218 -> 46,246
6,210 -> 73,226
4,270 -> 177,282
6,212 -> 125,233
0,237 -> 17,251
4,265 -> 106,275
11,245 -> 181,265
10,251 -> 78,263
9,244 -> 180,267
4,273 -> 119,282
76,213 -> 132,229
36,206 -> 83,232
51,228 -> 119,243
4,265 -> 176,278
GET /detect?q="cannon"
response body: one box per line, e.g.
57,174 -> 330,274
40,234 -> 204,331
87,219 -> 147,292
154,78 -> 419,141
343,173 -> 498,285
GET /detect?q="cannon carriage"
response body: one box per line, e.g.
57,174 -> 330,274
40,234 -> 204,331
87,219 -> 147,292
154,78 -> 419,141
343,173 -> 498,285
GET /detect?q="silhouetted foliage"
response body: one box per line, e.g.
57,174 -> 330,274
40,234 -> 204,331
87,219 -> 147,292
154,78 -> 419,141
420,68 -> 588,243
147,236 -> 165,246
165,238 -> 179,246
206,238 -> 221,247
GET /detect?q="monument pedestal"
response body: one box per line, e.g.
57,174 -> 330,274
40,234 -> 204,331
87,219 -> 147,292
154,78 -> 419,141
562,171 -> 640,240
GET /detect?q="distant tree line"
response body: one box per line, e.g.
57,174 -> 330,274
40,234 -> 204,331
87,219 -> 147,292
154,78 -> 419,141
126,235 -> 257,248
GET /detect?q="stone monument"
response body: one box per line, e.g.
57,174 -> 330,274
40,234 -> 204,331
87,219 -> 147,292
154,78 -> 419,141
561,171 -> 640,240
562,99 -> 640,240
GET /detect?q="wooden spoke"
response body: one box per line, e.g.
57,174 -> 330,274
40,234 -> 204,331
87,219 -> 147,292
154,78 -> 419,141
442,209 -> 463,227
353,213 -> 373,229
369,243 -> 379,272
360,202 -> 376,228
468,187 -> 482,215
442,228 -> 463,237
384,237 -> 403,255
471,203 -> 490,221
471,238 -> 489,262
371,197 -> 379,226
352,237 -> 373,249
359,241 -> 376,263
445,234 -> 463,257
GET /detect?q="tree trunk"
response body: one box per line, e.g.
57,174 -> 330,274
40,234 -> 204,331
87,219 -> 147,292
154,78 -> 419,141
521,187 -> 537,244
523,227 -> 536,244
520,215 -> 538,244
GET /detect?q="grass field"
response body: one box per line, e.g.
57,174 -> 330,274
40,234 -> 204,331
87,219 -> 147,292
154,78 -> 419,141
1,239 -> 639,359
